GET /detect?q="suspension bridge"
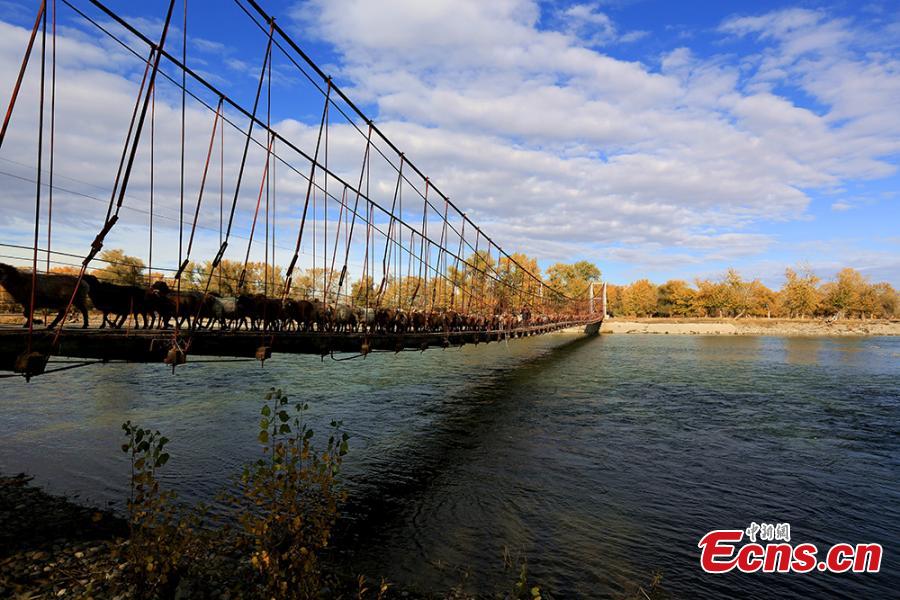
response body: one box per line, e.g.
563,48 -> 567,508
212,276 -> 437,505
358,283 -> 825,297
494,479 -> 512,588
0,0 -> 604,379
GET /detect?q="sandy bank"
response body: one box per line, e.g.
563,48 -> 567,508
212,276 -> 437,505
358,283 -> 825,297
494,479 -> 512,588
598,318 -> 900,336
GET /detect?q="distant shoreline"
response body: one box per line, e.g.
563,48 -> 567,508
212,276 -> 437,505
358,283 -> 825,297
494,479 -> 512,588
595,317 -> 900,336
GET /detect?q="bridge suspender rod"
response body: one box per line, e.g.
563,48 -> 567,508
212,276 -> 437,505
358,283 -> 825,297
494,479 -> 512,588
176,96 -> 223,279
174,0 -> 188,340
450,218 -> 466,310
465,231 -> 480,314
432,198 -> 449,312
218,100 -> 223,293
26,4 -> 48,354
149,87 -> 154,284
324,185 -> 347,296
238,134 -> 275,290
377,157 -> 404,303
185,20 -> 274,334
265,51 -> 271,296
323,91 -> 329,305
216,17 -> 274,269
51,0 -> 176,348
0,1 -> 45,151
411,179 -> 430,308
46,0 -> 57,278
282,81 -> 331,297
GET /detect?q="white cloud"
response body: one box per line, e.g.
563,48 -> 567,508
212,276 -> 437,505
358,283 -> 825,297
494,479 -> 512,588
1,2 -> 898,283
281,1 -> 898,271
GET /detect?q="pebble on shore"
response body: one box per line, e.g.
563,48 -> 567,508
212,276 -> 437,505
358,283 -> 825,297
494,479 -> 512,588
0,473 -> 126,599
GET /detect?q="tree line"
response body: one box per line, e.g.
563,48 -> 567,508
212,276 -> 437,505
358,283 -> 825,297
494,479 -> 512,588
7,249 -> 894,320
20,249 -> 601,314
607,267 -> 898,320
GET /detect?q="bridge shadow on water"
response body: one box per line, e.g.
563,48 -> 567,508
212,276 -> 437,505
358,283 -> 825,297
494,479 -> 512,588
336,333 -> 601,559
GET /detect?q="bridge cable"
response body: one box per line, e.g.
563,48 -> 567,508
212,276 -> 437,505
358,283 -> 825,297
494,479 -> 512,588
0,1 -> 45,151
183,17 -> 274,338
377,157 -> 404,305
149,86 -> 154,289
331,122 -> 373,296
432,198 -> 449,313
72,4 -> 576,318
51,0 -> 177,349
325,185 -> 348,299
410,179 -> 430,310
175,0 -> 187,340
239,0 -> 566,304
178,97 -> 224,280
75,2 -> 541,308
281,80 -> 331,298
323,87 -> 328,308
46,0 -> 57,279
237,134 -> 274,290
264,49 -> 271,299
26,3 -> 48,355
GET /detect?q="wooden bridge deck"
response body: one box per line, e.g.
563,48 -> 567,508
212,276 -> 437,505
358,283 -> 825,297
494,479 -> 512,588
0,319 -> 603,372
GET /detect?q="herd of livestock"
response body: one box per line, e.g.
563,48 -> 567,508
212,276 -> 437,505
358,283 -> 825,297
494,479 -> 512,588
0,263 -> 588,334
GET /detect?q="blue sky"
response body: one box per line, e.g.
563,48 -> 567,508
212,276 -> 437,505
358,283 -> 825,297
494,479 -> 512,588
0,0 -> 898,288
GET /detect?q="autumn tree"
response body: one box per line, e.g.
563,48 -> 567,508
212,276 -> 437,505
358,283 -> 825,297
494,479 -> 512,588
693,279 -> 729,317
655,280 -> 693,317
350,275 -> 376,307
606,284 -> 624,317
180,259 -> 284,296
292,268 -> 340,302
779,267 -> 820,318
748,280 -> 778,318
461,250 -> 497,312
496,252 -> 542,313
94,249 -> 146,286
621,279 -> 658,317
545,261 -> 601,310
872,282 -> 898,319
720,269 -> 753,318
384,276 -> 428,309
820,267 -> 870,318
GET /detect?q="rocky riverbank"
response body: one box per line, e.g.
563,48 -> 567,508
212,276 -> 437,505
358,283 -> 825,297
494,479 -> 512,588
599,317 -> 900,336
0,474 -> 127,599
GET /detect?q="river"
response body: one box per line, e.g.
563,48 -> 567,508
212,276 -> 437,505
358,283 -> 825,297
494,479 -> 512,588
1,333 -> 898,598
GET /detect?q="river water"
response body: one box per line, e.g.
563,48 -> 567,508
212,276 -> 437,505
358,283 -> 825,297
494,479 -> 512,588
1,333 -> 898,598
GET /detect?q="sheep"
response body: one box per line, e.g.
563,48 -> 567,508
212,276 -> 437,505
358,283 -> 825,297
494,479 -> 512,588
308,299 -> 326,331
427,310 -> 446,332
234,294 -> 257,330
373,307 -> 395,333
355,306 -> 375,332
330,303 -> 358,332
232,293 -> 283,331
212,296 -> 240,330
393,308 -> 410,334
284,298 -> 325,331
283,298 -> 308,331
81,274 -> 148,329
0,263 -> 90,329
204,295 -> 228,330
260,296 -> 285,331
149,281 -> 218,329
